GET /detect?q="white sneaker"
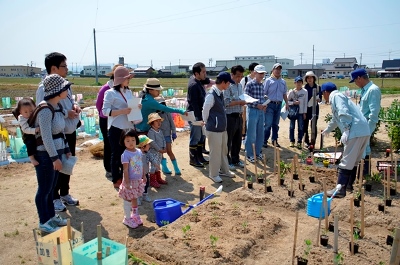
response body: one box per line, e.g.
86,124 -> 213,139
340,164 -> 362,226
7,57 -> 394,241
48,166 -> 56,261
219,171 -> 235,178
53,199 -> 66,212
51,214 -> 67,226
61,194 -> 79,206
39,219 -> 60,233
142,193 -> 152,202
209,176 -> 223,183
229,164 -> 236,171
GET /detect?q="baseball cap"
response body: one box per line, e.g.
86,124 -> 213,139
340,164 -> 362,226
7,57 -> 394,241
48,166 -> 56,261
254,65 -> 267,73
272,63 -> 282,70
294,76 -> 303,82
216,72 -> 235,84
349,68 -> 368,83
321,82 -> 337,93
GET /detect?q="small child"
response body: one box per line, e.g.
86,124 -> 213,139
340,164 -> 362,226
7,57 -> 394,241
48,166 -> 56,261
12,98 -> 39,165
155,96 -> 181,175
118,129 -> 146,229
147,112 -> 168,187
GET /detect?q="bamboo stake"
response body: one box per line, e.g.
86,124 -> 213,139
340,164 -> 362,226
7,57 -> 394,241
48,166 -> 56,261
57,237 -> 62,265
263,154 -> 267,193
67,218 -> 72,241
299,156 -> 303,191
333,215 -> 339,264
297,154 -> 301,184
274,144 -> 278,185
290,159 -> 294,195
350,197 -> 354,255
313,153 -> 318,182
323,179 -> 328,230
277,148 -> 281,185
361,188 -> 365,238
252,143 -> 257,177
358,160 -> 364,193
387,167 -> 391,200
97,225 -> 102,261
395,156 -> 398,193
291,211 -> 299,265
243,151 -> 247,189
389,228 -> 400,265
316,200 -> 324,247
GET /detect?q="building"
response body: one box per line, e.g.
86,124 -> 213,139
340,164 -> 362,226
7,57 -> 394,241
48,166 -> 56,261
205,66 -> 228,76
0,65 -> 42,77
158,69 -> 172,76
378,59 -> 400,77
133,67 -> 155,76
83,65 -> 112,76
216,55 -> 294,71
287,64 -> 325,79
322,57 -> 358,77
164,65 -> 190,74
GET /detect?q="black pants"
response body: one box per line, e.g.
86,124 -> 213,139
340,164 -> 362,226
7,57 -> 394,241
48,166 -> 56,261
108,126 -> 125,183
23,134 -> 36,156
99,117 -> 111,173
303,117 -> 318,145
53,132 -> 76,199
226,113 -> 243,164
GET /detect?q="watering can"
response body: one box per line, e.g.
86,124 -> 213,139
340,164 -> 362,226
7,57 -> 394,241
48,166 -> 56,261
307,184 -> 342,218
153,185 -> 223,226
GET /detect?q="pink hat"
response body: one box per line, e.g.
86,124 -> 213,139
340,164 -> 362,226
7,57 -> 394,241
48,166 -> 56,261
113,66 -> 132,86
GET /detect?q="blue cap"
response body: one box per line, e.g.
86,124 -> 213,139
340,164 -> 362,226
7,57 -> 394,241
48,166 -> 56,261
217,71 -> 235,84
294,76 -> 303,82
349,68 -> 367,83
321,82 -> 337,93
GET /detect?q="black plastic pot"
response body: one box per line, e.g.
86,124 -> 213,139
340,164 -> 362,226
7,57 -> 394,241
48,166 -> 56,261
247,183 -> 253,189
257,178 -> 264,184
288,190 -> 294,197
365,184 -> 372,192
378,204 -> 385,212
354,199 -> 360,207
280,178 -> 285,185
320,235 -> 329,246
293,174 -> 299,180
390,188 -> 396,196
328,222 -> 334,232
386,199 -> 392,207
387,235 -> 394,246
349,242 -> 359,254
297,257 -> 308,265
309,176 -> 315,183
266,186 -> 273,192
299,183 -> 305,190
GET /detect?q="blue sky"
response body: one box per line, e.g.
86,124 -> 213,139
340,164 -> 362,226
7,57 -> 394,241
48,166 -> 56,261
1,0 -> 399,70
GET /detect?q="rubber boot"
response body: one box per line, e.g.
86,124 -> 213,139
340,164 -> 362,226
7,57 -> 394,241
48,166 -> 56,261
190,146 -> 203,167
347,166 -> 358,192
155,170 -> 167,184
327,168 -> 351,198
161,158 -> 172,174
363,155 -> 370,176
149,173 -> 161,188
171,159 -> 182,175
197,144 -> 209,164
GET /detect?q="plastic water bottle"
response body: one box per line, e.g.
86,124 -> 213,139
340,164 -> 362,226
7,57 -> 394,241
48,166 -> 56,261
262,95 -> 271,106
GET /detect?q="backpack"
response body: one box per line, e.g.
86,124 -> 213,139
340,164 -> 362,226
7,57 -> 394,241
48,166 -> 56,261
244,76 -> 248,87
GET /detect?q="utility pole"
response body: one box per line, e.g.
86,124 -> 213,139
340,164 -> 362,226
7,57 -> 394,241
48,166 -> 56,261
343,53 -> 345,58
312,45 -> 315,70
300,53 -> 303,64
360,53 -> 363,68
389,49 -> 392,60
93,28 -> 98,83
151,60 -> 153,68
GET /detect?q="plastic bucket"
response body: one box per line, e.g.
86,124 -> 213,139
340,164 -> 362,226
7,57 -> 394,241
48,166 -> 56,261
153,198 -> 185,226
307,193 -> 332,218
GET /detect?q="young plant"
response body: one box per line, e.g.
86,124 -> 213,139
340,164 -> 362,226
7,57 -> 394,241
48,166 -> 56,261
334,251 -> 344,265
324,113 -> 342,144
210,235 -> 218,249
241,221 -> 248,229
265,178 -> 271,185
364,174 -> 372,184
280,161 -> 291,174
354,191 -> 361,200
280,172 -> 285,179
182,224 -> 191,238
353,231 -> 360,241
372,172 -> 382,183
247,175 -> 253,182
257,172 -> 264,179
303,239 -> 312,260
322,228 -> 328,236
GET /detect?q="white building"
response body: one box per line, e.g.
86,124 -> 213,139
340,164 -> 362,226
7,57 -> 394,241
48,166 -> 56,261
164,65 -> 190,74
216,55 -> 294,71
83,65 -> 112,76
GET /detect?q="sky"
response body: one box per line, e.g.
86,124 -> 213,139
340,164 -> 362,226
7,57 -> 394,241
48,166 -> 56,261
1,0 -> 400,70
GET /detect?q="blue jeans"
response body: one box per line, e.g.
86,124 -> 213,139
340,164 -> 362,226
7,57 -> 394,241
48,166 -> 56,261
189,122 -> 204,146
289,114 -> 304,143
245,107 -> 264,158
35,152 -> 60,224
264,103 -> 282,143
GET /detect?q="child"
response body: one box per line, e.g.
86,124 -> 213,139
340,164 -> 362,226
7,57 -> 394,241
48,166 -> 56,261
155,96 -> 181,175
287,76 -> 308,149
118,129 -> 146,229
137,135 -> 159,203
147,112 -> 168,187
12,98 -> 39,165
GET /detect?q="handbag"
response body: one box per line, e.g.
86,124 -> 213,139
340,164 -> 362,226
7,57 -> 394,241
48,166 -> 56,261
288,105 -> 299,120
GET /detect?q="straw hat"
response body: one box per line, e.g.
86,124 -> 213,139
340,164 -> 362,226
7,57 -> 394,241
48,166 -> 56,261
137,135 -> 153,148
144,78 -> 163,90
304,71 -> 317,82
105,64 -> 123,76
147,112 -> 164,124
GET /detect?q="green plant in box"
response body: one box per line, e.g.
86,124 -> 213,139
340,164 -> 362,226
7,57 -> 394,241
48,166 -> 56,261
379,99 -> 400,150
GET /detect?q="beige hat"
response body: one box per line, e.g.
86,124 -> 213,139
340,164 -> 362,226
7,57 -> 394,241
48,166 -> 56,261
304,71 -> 317,82
144,78 -> 163,90
147,112 -> 164,124
105,64 -> 123,76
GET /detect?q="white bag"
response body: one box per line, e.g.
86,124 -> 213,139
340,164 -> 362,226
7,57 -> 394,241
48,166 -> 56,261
60,154 -> 78,175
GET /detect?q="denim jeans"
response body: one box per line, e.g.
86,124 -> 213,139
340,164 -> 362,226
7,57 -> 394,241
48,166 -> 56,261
189,122 -> 204,146
264,102 -> 282,143
35,152 -> 60,224
289,113 -> 304,143
245,107 -> 264,158
108,126 -> 125,183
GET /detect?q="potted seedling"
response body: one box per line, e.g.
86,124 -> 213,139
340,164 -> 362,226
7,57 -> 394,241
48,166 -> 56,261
390,179 -> 396,196
257,172 -> 264,184
280,172 -> 285,185
364,174 -> 372,191
247,175 -> 253,189
297,239 -> 312,265
372,172 -> 382,184
386,229 -> 395,246
378,197 -> 385,212
266,178 -> 272,192
320,229 -> 329,246
353,221 -> 361,238
288,189 -> 295,197
353,191 -> 361,207
349,231 -> 359,254
293,166 -> 299,180
328,221 -> 335,232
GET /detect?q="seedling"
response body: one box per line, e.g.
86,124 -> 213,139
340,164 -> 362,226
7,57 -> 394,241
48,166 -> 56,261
302,239 -> 312,260
182,224 -> 191,238
233,203 -> 239,210
280,161 -> 291,174
160,220 -> 169,227
210,235 -> 218,249
334,251 -> 344,265
364,174 -> 372,184
371,172 -> 382,183
241,221 -> 248,229
247,175 -> 253,182
280,172 -> 285,179
353,231 -> 360,241
192,210 -> 198,217
322,228 -> 328,236
354,191 -> 361,200
265,178 -> 271,185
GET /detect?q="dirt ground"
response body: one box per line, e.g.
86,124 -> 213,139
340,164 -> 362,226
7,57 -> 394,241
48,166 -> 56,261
0,95 -> 399,265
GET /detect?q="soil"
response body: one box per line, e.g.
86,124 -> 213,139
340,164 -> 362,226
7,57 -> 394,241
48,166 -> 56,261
0,95 -> 399,265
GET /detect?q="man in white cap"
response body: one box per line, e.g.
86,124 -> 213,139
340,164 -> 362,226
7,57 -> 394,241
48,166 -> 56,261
263,63 -> 289,148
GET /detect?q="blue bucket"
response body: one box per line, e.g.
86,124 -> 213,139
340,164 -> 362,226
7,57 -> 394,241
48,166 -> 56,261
307,193 -> 332,218
153,198 -> 186,226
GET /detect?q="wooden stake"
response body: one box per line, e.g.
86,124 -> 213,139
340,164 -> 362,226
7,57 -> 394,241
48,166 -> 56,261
358,160 -> 364,193
57,237 -> 62,265
252,143 -> 257,176
313,154 -> 318,182
333,215 -> 339,263
97,225 -> 102,261
67,218 -> 72,241
291,211 -> 299,265
274,144 -> 278,185
395,156 -> 398,193
277,148 -> 281,186
290,159 -> 294,194
389,228 -> 400,265
350,197 -> 354,255
243,151 -> 247,189
263,154 -> 267,193
361,188 -> 365,238
323,179 -> 328,230
387,167 -> 391,200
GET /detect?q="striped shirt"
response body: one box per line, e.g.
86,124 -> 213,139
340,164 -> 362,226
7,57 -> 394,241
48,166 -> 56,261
244,79 -> 265,108
223,83 -> 243,114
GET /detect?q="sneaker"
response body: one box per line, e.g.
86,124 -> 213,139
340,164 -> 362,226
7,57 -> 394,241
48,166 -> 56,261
290,142 -> 295,148
233,161 -> 245,168
257,154 -> 264,160
122,217 -> 138,229
297,143 -> 302,150
209,176 -> 223,183
39,219 -> 60,233
219,171 -> 235,178
246,156 -> 255,163
229,164 -> 236,171
51,214 -> 67,226
272,141 -> 281,148
61,194 -> 79,206
142,193 -> 152,202
53,199 -> 66,212
131,214 -> 143,226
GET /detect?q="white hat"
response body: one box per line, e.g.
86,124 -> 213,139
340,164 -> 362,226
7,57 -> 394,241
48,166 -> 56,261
304,71 -> 317,82
272,63 -> 282,70
254,65 -> 266,73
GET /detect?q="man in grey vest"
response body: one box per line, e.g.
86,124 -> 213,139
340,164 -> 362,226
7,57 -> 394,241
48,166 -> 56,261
202,72 -> 236,183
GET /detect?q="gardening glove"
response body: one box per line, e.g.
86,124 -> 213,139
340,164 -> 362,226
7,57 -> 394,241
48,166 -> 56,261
340,130 -> 349,145
172,133 -> 177,141
321,129 -> 329,137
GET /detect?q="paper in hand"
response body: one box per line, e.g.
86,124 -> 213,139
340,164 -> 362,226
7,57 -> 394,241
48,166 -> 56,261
308,97 -> 314,107
127,97 -> 143,123
181,111 -> 195,122
239,94 -> 258,103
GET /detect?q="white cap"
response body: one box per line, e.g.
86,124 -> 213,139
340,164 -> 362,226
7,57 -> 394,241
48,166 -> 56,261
254,65 -> 266,73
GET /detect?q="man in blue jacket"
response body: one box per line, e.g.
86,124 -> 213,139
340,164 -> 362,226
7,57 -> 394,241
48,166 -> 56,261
321,82 -> 370,198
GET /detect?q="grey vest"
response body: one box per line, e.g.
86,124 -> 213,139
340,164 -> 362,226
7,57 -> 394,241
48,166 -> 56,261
205,90 -> 226,132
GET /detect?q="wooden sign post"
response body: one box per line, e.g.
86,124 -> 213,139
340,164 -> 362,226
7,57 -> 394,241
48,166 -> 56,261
291,211 -> 299,265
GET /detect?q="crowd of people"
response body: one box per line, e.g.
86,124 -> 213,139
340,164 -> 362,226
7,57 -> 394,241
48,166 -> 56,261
17,52 -> 381,232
